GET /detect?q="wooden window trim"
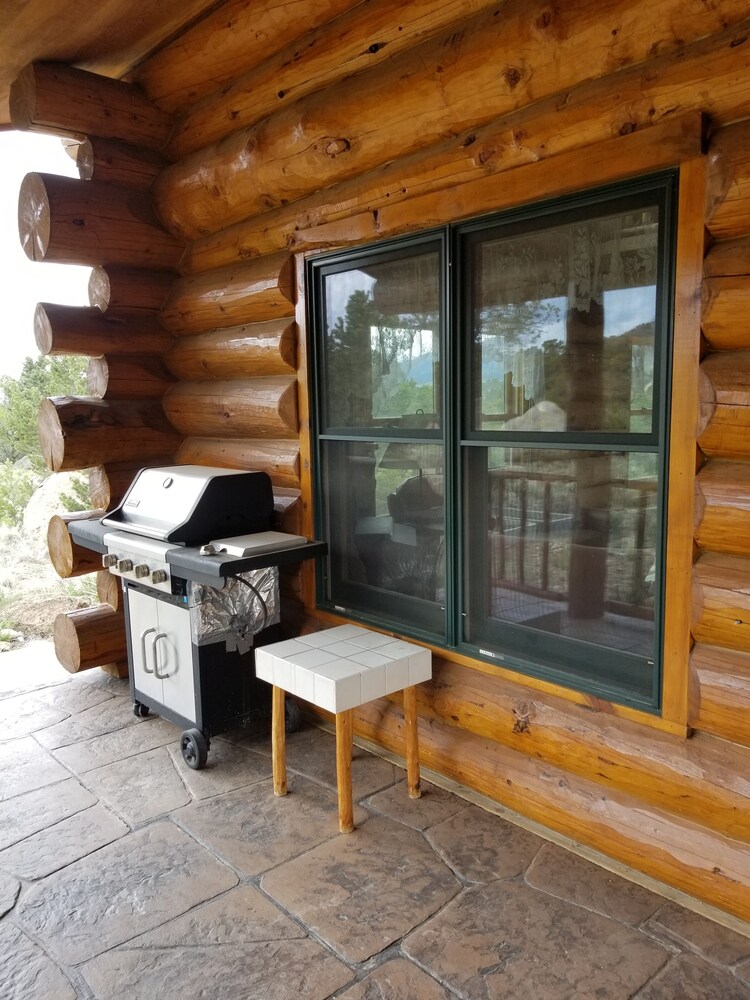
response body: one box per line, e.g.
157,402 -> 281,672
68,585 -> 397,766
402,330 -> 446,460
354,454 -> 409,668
295,113 -> 706,736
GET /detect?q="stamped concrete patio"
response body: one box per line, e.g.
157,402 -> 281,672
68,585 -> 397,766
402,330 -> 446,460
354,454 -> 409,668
1,641 -> 750,1000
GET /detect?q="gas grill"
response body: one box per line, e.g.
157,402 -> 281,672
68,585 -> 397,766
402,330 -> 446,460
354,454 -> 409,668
68,465 -> 326,769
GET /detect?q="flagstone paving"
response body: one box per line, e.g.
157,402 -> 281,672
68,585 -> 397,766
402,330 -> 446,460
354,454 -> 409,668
0,642 -> 749,999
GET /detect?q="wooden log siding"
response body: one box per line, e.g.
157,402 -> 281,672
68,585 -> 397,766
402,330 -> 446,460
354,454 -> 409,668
175,438 -> 301,489
704,235 -> 750,277
160,255 -> 295,334
689,644 -> 750,749
87,356 -> 176,400
34,303 -> 173,358
53,605 -> 127,674
702,276 -> 750,350
9,62 -> 172,149
18,173 -> 184,269
47,510 -> 106,579
71,137 -> 165,190
162,378 -> 299,439
167,0 -> 513,159
89,460 -> 174,511
88,266 -> 173,313
97,570 -> 122,612
698,351 -> 750,459
165,320 -> 296,379
351,696 -> 750,923
695,459 -> 750,556
692,551 -> 750,652
38,396 -> 181,473
706,120 -> 750,240
153,0 -> 748,240
135,0 -> 358,113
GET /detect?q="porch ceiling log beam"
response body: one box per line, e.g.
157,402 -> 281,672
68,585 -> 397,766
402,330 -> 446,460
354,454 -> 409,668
53,604 -> 127,674
175,437 -> 301,489
9,62 -> 172,150
695,458 -> 750,556
89,459 -> 174,511
97,570 -> 122,612
692,551 -> 750,653
18,173 -> 184,269
35,303 -> 173,358
38,396 -> 181,473
47,509 -> 106,579
167,0 -> 508,160
160,254 -> 295,334
162,377 -> 299,439
402,658 -> 750,842
351,696 -> 750,923
68,136 -> 165,190
164,319 -> 296,379
706,120 -> 750,240
703,235 -> 750,278
88,266 -> 174,313
87,356 -> 176,400
153,0 -> 743,241
136,0 -> 356,114
702,276 -> 750,350
698,350 -> 750,458
689,643 -> 750,749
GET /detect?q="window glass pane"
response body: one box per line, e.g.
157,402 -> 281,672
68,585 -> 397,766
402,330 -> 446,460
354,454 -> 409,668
471,205 -> 659,433
322,249 -> 441,430
323,440 -> 445,630
465,447 -> 658,661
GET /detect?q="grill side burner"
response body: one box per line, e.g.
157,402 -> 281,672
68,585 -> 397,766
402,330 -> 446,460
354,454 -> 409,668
68,465 -> 326,769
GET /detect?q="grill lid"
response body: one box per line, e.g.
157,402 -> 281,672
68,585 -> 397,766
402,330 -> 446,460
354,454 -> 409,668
101,465 -> 274,545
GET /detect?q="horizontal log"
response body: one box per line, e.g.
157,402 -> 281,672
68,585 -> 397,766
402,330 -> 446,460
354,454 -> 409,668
88,266 -> 174,313
164,319 -> 296,380
702,276 -> 750,350
168,0 -> 505,159
71,136 -> 165,189
53,604 -> 127,674
689,643 -> 750,749
97,569 -> 122,612
153,0 -> 742,239
160,255 -> 295,334
38,396 -> 181,473
692,551 -> 750,652
272,488 -> 302,534
88,459 -> 173,510
135,0 -> 356,113
694,459 -> 750,556
175,437 -> 301,488
698,351 -> 750,458
162,377 -> 299,439
18,173 -> 184,269
35,303 -> 173,358
9,62 -> 172,150
703,236 -> 750,278
47,509 -> 105,579
706,120 -> 750,240
87,356 -> 176,400
350,696 -> 750,923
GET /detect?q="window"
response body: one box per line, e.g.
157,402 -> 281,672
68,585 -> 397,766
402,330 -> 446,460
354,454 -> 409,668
309,173 -> 677,710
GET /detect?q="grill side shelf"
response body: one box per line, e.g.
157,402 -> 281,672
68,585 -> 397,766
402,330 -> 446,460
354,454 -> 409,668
166,540 -> 328,585
68,518 -> 109,553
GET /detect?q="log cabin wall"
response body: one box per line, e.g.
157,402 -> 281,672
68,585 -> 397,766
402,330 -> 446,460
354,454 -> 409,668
11,0 -> 750,923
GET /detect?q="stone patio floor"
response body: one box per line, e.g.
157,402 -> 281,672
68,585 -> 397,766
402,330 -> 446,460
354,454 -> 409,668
1,642 -> 750,999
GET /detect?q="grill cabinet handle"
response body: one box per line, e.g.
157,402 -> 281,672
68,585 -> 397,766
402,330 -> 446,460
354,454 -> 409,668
152,632 -> 170,679
140,627 -> 157,673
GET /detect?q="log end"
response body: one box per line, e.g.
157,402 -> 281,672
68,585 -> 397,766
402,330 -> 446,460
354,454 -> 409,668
33,303 -> 53,355
8,63 -> 36,131
37,397 -> 64,472
53,612 -> 81,672
18,172 -> 50,262
46,514 -> 75,578
88,267 -> 111,310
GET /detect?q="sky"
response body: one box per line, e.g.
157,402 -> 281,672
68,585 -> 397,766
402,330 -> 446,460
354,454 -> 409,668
0,131 -> 91,380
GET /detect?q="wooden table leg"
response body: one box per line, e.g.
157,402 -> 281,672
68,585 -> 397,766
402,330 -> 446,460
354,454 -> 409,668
403,685 -> 421,799
272,685 -> 287,797
335,709 -> 354,833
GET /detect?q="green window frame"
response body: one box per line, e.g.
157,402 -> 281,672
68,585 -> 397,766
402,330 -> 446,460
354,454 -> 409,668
308,172 -> 677,711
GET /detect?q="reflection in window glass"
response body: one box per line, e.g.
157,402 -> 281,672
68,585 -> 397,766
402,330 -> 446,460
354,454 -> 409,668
322,251 -> 441,430
471,207 -> 659,434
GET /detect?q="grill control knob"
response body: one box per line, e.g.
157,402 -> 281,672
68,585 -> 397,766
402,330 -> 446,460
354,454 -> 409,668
102,553 -> 118,568
151,569 -> 168,584
134,564 -> 150,578
118,559 -> 134,573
